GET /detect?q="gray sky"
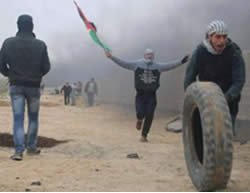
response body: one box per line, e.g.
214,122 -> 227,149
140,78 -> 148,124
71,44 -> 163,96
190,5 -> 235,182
0,0 -> 250,86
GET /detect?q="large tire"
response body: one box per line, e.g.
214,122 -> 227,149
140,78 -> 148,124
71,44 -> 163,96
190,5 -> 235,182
183,82 -> 233,191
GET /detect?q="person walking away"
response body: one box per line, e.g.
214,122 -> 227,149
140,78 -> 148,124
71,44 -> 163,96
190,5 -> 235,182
0,14 -> 51,160
61,82 -> 72,105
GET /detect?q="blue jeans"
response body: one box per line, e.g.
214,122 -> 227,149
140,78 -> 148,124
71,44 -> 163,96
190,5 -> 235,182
9,86 -> 41,153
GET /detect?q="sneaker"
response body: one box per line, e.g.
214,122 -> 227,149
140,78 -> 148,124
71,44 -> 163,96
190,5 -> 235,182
136,120 -> 143,130
27,148 -> 41,155
140,136 -> 148,143
10,152 -> 23,161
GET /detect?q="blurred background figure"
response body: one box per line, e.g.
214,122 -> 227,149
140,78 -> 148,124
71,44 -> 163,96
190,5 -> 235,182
71,82 -> 78,106
84,78 -> 98,107
61,82 -> 72,105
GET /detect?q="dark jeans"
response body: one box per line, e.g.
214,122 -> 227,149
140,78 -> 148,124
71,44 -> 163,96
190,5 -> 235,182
87,93 -> 95,106
135,91 -> 157,137
228,99 -> 239,136
9,85 -> 40,153
64,94 -> 70,105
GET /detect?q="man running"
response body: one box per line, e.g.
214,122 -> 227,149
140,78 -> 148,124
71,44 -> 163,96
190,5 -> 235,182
105,49 -> 188,142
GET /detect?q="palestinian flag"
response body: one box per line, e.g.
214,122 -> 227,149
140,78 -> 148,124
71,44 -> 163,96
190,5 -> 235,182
74,1 -> 111,52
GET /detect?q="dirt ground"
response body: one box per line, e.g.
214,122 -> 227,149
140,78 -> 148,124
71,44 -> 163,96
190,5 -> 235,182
0,94 -> 250,192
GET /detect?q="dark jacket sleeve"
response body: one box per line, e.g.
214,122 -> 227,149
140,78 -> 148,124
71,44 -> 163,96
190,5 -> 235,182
0,41 -> 10,77
184,49 -> 199,91
41,45 -> 51,76
225,47 -> 246,100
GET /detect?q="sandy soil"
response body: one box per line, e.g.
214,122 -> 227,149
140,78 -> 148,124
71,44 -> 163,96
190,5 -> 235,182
0,95 -> 250,192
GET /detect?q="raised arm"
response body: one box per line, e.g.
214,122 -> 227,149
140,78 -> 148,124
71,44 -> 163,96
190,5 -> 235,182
105,51 -> 137,71
157,55 -> 189,72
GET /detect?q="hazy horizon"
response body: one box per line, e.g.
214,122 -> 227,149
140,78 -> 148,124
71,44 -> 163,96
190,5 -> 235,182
0,0 -> 250,110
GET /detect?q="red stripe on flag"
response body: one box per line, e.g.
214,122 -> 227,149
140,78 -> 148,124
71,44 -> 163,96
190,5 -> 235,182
73,0 -> 96,32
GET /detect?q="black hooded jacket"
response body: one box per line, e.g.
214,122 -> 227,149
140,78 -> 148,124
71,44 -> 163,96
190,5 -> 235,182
0,31 -> 51,87
184,39 -> 246,101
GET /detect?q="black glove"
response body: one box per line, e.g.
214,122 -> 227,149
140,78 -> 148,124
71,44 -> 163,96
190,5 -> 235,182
225,93 -> 233,103
181,55 -> 189,64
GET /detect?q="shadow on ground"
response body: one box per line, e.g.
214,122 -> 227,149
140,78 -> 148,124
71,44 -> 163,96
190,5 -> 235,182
0,133 -> 70,148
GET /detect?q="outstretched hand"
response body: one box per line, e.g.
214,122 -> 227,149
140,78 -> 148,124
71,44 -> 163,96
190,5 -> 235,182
105,51 -> 112,58
181,55 -> 190,64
